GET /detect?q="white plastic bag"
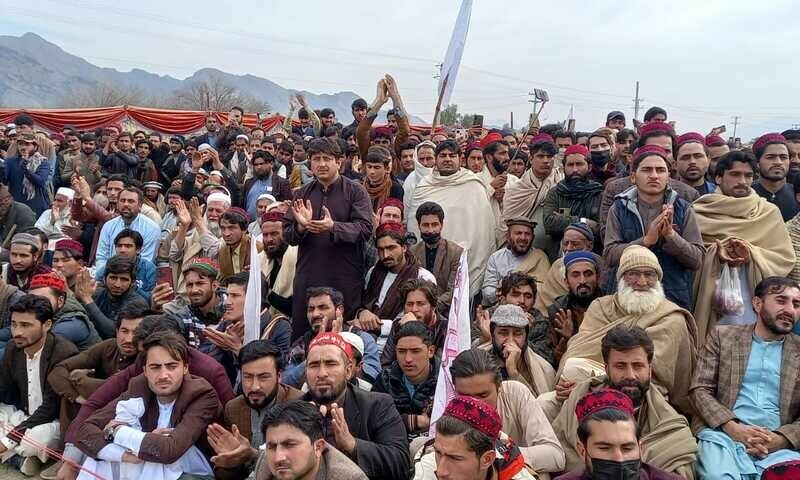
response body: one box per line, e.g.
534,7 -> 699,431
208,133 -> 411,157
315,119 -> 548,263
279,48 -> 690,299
714,264 -> 744,316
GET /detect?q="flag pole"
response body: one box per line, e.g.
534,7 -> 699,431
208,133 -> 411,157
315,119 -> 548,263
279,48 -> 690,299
430,74 -> 450,136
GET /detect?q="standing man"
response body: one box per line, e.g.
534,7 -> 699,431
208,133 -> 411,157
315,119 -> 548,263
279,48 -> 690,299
604,145 -> 704,310
0,295 -> 78,476
4,133 -> 53,216
605,111 -> 626,130
94,185 -> 160,274
410,201 -> 463,313
752,133 -> 799,221
283,138 -> 373,339
675,132 -> 716,195
244,150 -> 292,219
691,277 -> 800,478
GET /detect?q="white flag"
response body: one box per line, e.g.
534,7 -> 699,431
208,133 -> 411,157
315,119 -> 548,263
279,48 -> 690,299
244,238 -> 262,344
429,250 -> 472,436
437,0 -> 473,107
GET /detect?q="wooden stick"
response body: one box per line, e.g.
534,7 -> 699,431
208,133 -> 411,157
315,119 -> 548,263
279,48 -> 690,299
1,224 -> 16,250
430,74 -> 450,136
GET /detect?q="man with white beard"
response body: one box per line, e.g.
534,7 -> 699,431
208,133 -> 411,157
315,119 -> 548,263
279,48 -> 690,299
204,191 -> 231,239
550,245 -> 698,417
34,187 -> 75,240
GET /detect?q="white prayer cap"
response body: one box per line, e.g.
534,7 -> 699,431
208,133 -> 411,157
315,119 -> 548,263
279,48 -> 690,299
197,168 -> 209,177
209,170 -> 224,179
236,134 -> 250,142
257,194 -> 276,203
206,192 -> 232,206
340,331 -> 365,358
198,143 -> 213,151
55,187 -> 75,200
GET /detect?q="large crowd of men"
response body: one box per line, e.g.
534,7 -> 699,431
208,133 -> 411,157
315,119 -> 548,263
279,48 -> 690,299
1,74 -> 800,480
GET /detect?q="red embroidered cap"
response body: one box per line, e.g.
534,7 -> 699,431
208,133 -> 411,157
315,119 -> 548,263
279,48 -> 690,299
442,395 -> 502,441
575,388 -> 635,424
308,332 -> 353,359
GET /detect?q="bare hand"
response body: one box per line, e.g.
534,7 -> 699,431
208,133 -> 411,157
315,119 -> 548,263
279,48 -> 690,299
308,206 -> 334,233
291,199 -> 314,229
204,327 -> 243,356
189,197 -> 204,224
384,74 -> 400,101
726,238 -> 751,266
373,78 -> 388,108
354,310 -> 381,332
477,306 -> 491,343
553,309 -> 574,339
502,342 -> 522,375
55,461 -> 79,480
659,205 -> 676,239
74,269 -> 97,304
69,368 -> 94,384
324,403 -> 356,455
555,378 -> 576,402
643,213 -> 665,247
175,199 -> 191,227
151,283 -> 174,311
398,311 -> 418,326
121,452 -> 143,464
208,423 -> 255,468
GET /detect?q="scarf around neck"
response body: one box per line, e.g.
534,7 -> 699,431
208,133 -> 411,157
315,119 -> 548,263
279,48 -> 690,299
363,249 -> 419,319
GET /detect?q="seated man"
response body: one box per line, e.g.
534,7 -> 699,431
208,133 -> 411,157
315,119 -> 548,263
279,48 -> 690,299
475,272 -> 543,345
27,272 -> 101,351
3,232 -> 52,290
529,251 -> 604,369
51,239 -> 85,292
56,314 -> 235,480
373,322 -> 439,441
554,389 -> 682,480
74,331 -> 222,479
203,272 -> 292,384
552,326 -> 696,478
160,258 -> 224,349
451,349 -> 565,476
75,256 -> 149,339
252,400 -> 368,480
0,295 -> 78,476
410,201 -> 463,314
218,207 -> 253,278
259,209 -> 297,318
44,302 -> 146,478
556,245 -> 697,417
534,223 -> 596,316
380,279 -> 448,368
303,332 -> 410,480
355,223 -> 436,332
34,187 -> 75,240
208,340 -> 303,480
482,217 -> 550,306
691,277 -> 800,479
284,287 -> 380,388
94,228 -> 156,302
412,395 -> 539,480
478,304 -> 555,397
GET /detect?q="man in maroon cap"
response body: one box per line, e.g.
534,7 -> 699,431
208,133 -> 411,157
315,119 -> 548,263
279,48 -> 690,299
554,389 -> 681,479
675,132 -> 716,195
705,134 -> 730,181
752,133 -> 798,221
51,239 -> 84,292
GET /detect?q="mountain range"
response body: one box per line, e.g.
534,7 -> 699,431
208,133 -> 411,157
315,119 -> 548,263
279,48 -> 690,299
0,32 -> 422,123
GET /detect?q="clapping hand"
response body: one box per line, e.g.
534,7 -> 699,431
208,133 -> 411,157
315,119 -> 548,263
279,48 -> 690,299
319,403 -> 356,455
308,206 -> 334,234
74,269 -> 97,304
553,309 -> 574,339
291,199 -> 314,233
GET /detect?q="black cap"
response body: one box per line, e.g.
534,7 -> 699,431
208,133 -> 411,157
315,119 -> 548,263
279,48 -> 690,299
351,98 -> 368,110
606,111 -> 625,123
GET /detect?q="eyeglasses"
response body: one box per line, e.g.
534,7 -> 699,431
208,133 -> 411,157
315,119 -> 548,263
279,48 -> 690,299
623,269 -> 658,281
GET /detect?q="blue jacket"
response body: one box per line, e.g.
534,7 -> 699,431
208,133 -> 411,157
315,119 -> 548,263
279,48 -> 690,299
607,188 -> 694,310
4,155 -> 52,216
95,255 -> 156,303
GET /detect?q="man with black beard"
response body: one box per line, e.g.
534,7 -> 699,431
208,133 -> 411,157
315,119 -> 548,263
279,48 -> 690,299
60,133 -> 102,191
243,150 -> 292,220
530,251 -> 604,369
752,132 -> 799,221
207,340 -> 303,479
552,326 -> 697,478
302,332 -> 409,480
542,145 -> 604,247
260,209 -> 296,317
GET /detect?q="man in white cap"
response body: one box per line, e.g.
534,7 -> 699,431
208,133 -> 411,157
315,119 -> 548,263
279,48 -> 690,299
142,181 -> 166,217
34,187 -> 75,240
248,194 -> 276,238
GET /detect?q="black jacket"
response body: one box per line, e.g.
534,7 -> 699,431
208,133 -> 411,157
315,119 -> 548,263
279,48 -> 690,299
303,384 -> 410,480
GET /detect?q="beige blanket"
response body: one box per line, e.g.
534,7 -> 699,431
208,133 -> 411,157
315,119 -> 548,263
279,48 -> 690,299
477,342 -> 555,397
515,248 -> 551,287
533,258 -> 567,315
558,295 -> 698,416
408,168 -> 497,295
552,375 -> 696,479
259,246 -> 297,316
693,192 -> 795,341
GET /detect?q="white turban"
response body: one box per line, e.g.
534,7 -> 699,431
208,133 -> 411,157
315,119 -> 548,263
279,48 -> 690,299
55,187 -> 75,201
206,192 -> 232,207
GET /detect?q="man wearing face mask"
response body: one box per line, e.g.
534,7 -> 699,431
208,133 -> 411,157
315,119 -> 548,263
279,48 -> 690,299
586,129 -> 617,184
554,389 -> 682,480
410,202 -> 462,314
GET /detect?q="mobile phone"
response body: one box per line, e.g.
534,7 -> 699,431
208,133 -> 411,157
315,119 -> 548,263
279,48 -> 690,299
557,208 -> 571,216
716,125 -> 726,134
156,264 -> 175,302
472,115 -> 484,128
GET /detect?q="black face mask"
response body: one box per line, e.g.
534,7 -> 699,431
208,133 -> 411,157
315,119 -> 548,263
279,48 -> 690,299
420,232 -> 441,245
590,150 -> 611,166
590,457 -> 641,480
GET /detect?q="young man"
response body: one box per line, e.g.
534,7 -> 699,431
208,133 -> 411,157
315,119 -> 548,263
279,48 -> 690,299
218,208 -> 252,277
482,217 -> 550,305
410,201 -> 463,313
413,395 -> 538,480
529,250 -> 603,368
692,277 -> 800,478
752,133 -> 799,221
0,295 -> 78,476
303,332 -> 409,480
208,340 -> 303,480
27,272 -> 100,351
43,303 -> 147,479
362,145 -> 404,211
5,133 -> 53,216
675,132 -> 716,195
94,185 -> 160,274
479,304 -> 555,396
252,400 -> 368,480
99,131 -> 138,177
75,255 -> 148,339
51,239 -> 84,292
552,326 -> 696,478
3,232 -> 52,290
94,228 -> 156,302
604,144 -> 704,310
373,322 -> 439,441
692,151 -> 795,339
284,138 -> 373,338
554,389 -> 682,480
356,223 -> 436,331
74,331 -> 222,478
243,150 -> 292,219
162,258 -> 224,349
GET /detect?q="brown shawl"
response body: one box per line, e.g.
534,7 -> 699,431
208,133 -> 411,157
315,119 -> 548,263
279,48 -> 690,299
558,294 -> 698,416
553,375 -> 697,479
692,192 -> 795,342
365,173 -> 392,211
363,250 -> 419,319
219,234 -> 252,278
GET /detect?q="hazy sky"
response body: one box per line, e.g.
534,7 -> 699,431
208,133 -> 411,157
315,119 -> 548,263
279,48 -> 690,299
3,0 -> 799,139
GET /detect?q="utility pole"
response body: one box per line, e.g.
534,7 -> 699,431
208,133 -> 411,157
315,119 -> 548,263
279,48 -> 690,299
633,81 -> 642,120
510,111 -> 514,129
528,91 -> 539,115
732,115 -> 741,140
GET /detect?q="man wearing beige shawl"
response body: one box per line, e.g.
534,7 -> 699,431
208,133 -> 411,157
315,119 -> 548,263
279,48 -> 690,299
552,326 -> 697,479
501,136 -> 564,259
542,246 -> 697,420
533,223 -> 595,316
693,150 -> 795,342
258,209 -> 297,318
